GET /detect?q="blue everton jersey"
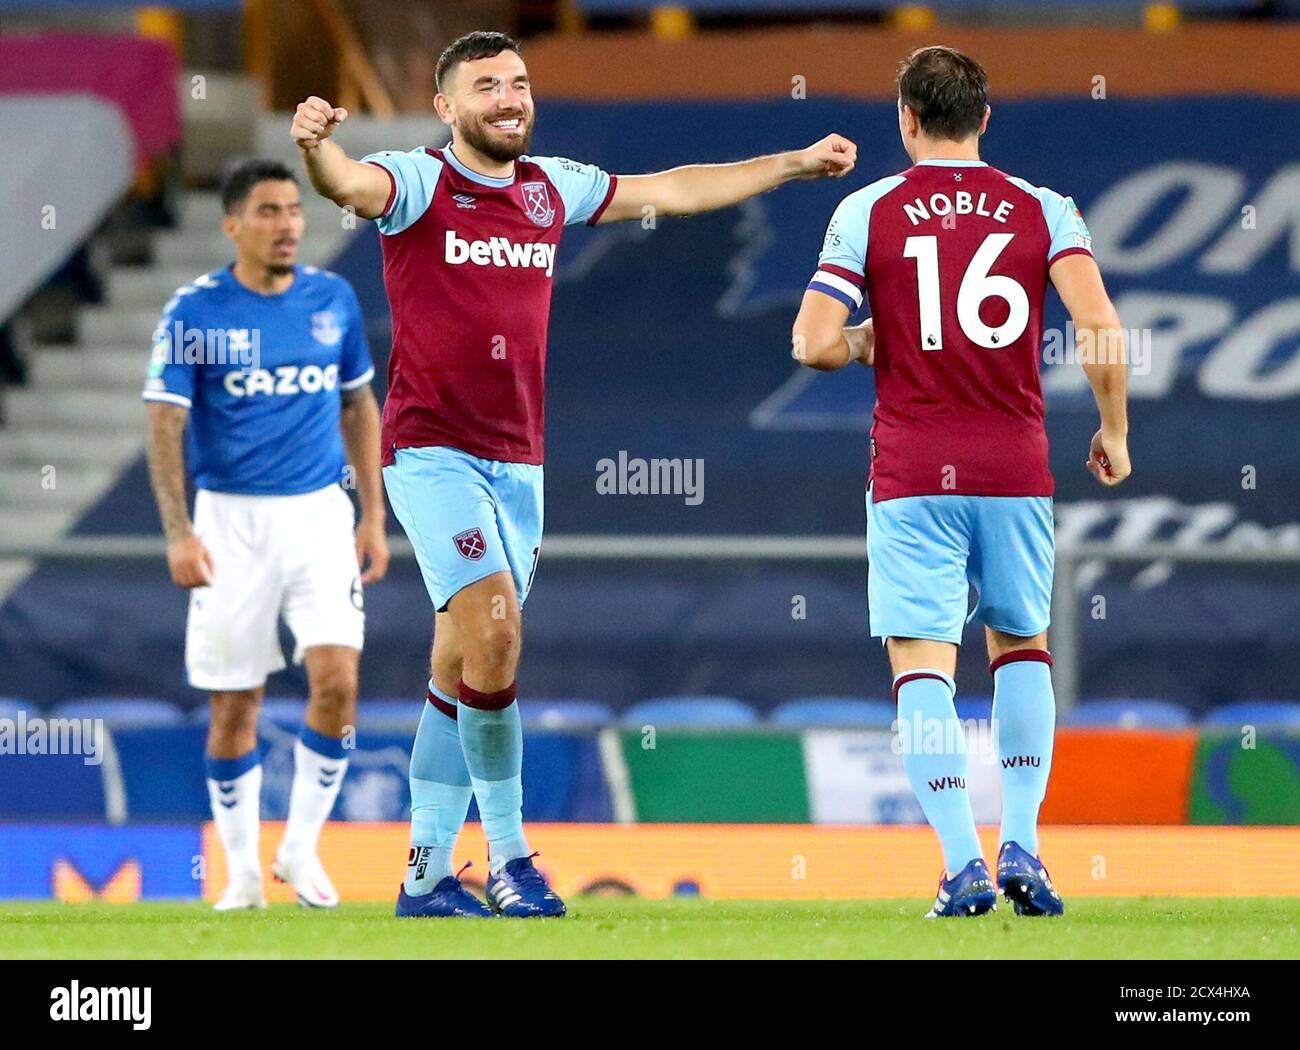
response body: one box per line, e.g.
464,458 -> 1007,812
142,265 -> 374,496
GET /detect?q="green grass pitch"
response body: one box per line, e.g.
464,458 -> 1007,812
0,898 -> 1296,959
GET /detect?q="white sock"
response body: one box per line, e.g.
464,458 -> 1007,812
206,759 -> 262,882
281,734 -> 348,858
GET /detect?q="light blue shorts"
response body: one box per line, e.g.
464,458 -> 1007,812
866,489 -> 1054,644
383,446 -> 544,612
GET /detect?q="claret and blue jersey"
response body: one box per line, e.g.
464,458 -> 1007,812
809,159 -> 1093,503
360,144 -> 616,466
142,264 -> 374,496
806,160 -> 1094,643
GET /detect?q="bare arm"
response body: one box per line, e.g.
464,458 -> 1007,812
597,134 -> 857,224
1051,252 -> 1132,486
291,96 -> 392,219
791,290 -> 874,371
145,402 -> 213,587
339,385 -> 389,583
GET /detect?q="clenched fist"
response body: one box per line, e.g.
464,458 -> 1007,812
167,533 -> 215,589
792,134 -> 858,180
292,96 -> 348,150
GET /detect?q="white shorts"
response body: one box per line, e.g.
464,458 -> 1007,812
185,484 -> 364,691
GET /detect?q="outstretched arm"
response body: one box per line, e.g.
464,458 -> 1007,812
595,134 -> 857,224
792,290 -> 874,371
291,96 -> 392,219
1051,252 -> 1131,486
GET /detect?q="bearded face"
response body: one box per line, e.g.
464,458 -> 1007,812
455,97 -> 534,163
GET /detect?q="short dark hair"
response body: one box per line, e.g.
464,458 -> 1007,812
897,46 -> 989,141
435,30 -> 522,93
221,159 -> 297,214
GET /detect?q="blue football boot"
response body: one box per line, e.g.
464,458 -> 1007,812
997,841 -> 1065,917
924,858 -> 997,918
395,862 -> 493,918
485,853 -> 567,918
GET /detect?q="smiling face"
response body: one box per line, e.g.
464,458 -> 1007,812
223,178 -> 304,276
435,48 -> 535,164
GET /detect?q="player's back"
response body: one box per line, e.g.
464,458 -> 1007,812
817,160 -> 1091,501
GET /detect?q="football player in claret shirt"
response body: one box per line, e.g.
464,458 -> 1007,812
292,30 -> 857,918
794,46 -> 1131,918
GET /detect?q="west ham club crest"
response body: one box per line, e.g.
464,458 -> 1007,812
521,181 -> 556,227
453,527 -> 486,561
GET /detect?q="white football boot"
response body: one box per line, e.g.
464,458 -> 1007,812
213,873 -> 267,911
273,848 -> 340,908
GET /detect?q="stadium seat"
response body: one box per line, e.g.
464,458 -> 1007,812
258,698 -> 305,726
770,697 -> 895,728
955,696 -> 993,722
522,699 -> 615,731
1063,699 -> 1192,730
358,699 -> 423,728
1201,701 -> 1300,729
191,697 -> 304,727
52,698 -> 186,728
622,696 -> 758,728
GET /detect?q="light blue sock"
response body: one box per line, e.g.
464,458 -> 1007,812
992,655 -> 1056,856
405,683 -> 472,896
895,670 -> 983,876
457,683 -> 528,871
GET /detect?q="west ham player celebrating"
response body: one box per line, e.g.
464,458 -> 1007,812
292,31 -> 856,918
794,47 -> 1130,918
144,160 -> 389,910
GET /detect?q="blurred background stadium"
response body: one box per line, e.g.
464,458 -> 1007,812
1,0 -> 1298,906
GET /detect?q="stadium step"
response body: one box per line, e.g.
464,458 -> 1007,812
0,427 -> 140,467
29,347 -> 146,389
75,304 -> 162,347
4,387 -> 144,429
0,463 -> 119,510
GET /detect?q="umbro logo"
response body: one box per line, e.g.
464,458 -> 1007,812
452,193 -> 477,209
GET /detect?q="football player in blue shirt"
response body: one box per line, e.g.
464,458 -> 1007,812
144,159 -> 389,910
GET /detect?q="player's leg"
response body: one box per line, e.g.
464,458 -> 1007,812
461,457 -> 561,917
276,485 -> 367,907
868,491 -> 993,917
396,611 -> 485,916
888,637 -> 984,879
271,644 -> 357,907
206,687 -> 267,910
186,490 -> 285,910
971,496 -> 1063,916
382,447 -> 523,917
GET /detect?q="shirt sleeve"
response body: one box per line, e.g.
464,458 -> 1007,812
142,289 -> 198,408
1041,188 -> 1093,265
807,194 -> 871,312
361,148 -> 444,236
337,281 -> 375,391
530,156 -> 618,226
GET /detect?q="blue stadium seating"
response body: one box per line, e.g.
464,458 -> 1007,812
189,697 -> 303,726
770,697 -> 895,728
523,699 -> 615,731
1201,701 -> 1300,729
1063,699 -> 1192,730
358,699 -> 423,728
955,697 -> 993,722
622,696 -> 758,728
52,698 -> 186,727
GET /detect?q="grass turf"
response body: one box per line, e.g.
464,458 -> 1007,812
0,898 -> 1296,959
